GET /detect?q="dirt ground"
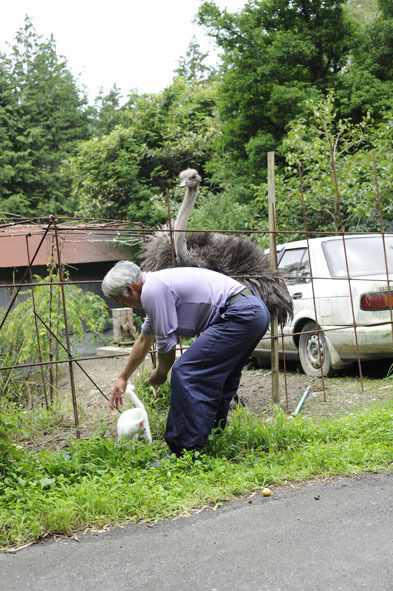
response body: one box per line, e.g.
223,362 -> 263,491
48,349 -> 393,449
237,359 -> 393,419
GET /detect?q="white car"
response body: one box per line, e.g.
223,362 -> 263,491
252,234 -> 393,376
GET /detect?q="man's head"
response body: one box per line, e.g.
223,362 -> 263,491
102,261 -> 142,306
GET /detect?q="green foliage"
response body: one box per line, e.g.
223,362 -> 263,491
1,401 -> 392,548
346,0 -> 378,24
0,272 -> 108,396
0,399 -> 21,472
2,277 -> 108,361
188,186 -> 254,232
2,1 -> 393,234
175,37 -> 217,82
65,77 -> 220,224
0,395 -> 70,448
253,92 -> 393,239
63,126 -> 153,222
88,85 -> 127,137
0,17 -> 89,216
336,0 -> 393,120
194,0 -> 393,190
134,372 -> 171,440
197,0 -> 355,179
358,4 -> 393,81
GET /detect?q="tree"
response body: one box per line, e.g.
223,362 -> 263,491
175,37 -> 216,82
66,76 -> 220,224
0,53 -> 17,214
0,17 -> 89,217
197,0 -> 355,179
0,271 -> 108,401
252,92 -> 393,243
352,0 -> 393,81
346,0 -> 379,25
335,0 -> 393,120
88,85 -> 128,137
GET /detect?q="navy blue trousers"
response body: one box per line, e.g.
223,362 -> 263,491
165,292 -> 270,454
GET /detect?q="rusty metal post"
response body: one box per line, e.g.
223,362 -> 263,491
0,332 -> 29,397
48,257 -> 55,405
26,234 -> 49,409
52,217 -> 80,438
33,309 -> 119,411
298,164 -> 327,401
165,188 -> 185,357
0,219 -> 53,333
328,138 -> 364,392
267,152 -> 280,404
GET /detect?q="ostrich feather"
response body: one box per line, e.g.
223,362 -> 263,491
139,170 -> 293,324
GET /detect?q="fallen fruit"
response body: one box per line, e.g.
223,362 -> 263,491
262,487 -> 271,497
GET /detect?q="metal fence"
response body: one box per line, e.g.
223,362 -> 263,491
1,150 -> 393,440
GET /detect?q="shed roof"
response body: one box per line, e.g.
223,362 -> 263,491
0,223 -> 141,268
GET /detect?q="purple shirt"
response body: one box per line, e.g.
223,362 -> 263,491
141,267 -> 244,352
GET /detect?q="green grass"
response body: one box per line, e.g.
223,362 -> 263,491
1,399 -> 393,549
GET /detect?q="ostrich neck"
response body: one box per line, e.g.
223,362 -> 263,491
174,185 -> 198,263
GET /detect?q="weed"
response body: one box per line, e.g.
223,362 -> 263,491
133,371 -> 170,440
1,400 -> 393,548
0,272 -> 109,403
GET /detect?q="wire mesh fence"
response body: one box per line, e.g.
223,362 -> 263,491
1,148 -> 393,442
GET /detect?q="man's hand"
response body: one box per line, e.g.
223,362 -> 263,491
108,334 -> 155,411
148,368 -> 168,388
149,348 -> 176,390
109,376 -> 127,411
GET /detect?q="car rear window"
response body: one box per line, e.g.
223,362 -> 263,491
278,247 -> 309,284
323,236 -> 393,277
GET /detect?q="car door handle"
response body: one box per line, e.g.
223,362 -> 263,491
292,292 -> 303,299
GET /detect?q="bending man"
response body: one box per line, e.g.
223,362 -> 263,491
102,261 -> 270,457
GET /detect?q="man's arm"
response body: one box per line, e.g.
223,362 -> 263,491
109,333 -> 155,410
149,348 -> 176,388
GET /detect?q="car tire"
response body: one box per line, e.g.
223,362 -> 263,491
299,321 -> 334,377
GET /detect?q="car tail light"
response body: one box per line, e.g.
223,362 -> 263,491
360,292 -> 393,311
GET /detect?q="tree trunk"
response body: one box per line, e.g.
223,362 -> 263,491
112,308 -> 136,345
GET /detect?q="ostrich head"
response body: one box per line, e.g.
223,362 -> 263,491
179,168 -> 202,188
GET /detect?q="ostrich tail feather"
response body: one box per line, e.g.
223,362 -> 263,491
187,232 -> 293,324
138,229 -> 293,325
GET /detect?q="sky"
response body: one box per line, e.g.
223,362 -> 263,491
1,0 -> 247,103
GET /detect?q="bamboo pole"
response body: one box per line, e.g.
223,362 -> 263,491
267,152 -> 280,404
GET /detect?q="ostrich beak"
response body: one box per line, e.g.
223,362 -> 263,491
179,179 -> 188,188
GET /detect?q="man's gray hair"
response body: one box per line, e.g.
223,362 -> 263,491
102,260 -> 141,298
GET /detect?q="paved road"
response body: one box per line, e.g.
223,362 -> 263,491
2,472 -> 393,590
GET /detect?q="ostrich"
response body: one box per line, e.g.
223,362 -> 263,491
139,169 -> 293,324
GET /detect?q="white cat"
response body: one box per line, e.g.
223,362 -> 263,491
117,384 -> 152,443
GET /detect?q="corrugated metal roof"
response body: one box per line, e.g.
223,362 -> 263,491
0,223 -> 141,268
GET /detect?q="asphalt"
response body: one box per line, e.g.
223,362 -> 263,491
2,472 -> 393,591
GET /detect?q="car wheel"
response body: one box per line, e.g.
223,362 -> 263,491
298,321 -> 334,377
